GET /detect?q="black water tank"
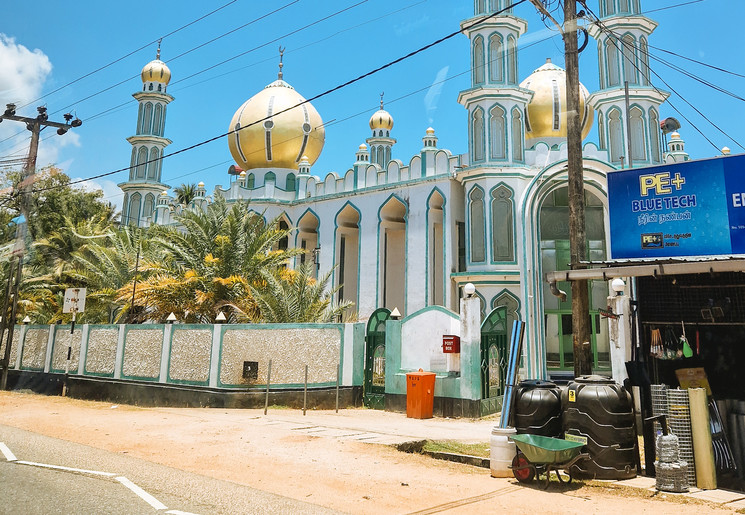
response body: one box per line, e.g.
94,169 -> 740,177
563,375 -> 637,479
513,380 -> 562,437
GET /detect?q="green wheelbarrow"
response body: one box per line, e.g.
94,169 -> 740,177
508,433 -> 590,489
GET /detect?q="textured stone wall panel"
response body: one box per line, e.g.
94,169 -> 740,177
85,328 -> 119,375
20,328 -> 50,370
51,327 -> 83,372
0,328 -> 21,369
122,329 -> 163,379
220,328 -> 340,386
169,328 -> 211,383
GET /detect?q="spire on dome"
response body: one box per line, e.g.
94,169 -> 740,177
156,39 -> 162,60
380,91 -> 384,110
278,46 -> 285,80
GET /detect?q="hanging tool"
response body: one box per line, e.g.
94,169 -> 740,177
681,322 -> 693,358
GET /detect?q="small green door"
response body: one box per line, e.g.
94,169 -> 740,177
480,306 -> 508,416
364,308 -> 390,409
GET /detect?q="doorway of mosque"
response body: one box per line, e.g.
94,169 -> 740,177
480,306 -> 509,416
364,308 -> 390,409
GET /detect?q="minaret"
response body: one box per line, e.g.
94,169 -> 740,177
663,131 -> 689,163
119,42 -> 174,226
457,0 -> 533,165
366,93 -> 395,168
587,0 -> 669,167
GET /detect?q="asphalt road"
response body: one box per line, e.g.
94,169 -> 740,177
0,425 -> 340,515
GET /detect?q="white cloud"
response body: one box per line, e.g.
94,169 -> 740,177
424,66 -> 449,125
74,176 -> 124,213
0,34 -> 78,173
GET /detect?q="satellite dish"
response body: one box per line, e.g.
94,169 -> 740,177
660,117 -> 681,135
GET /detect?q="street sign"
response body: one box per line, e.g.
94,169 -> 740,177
63,288 -> 87,313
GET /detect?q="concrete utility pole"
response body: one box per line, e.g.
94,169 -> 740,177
0,103 -> 82,390
562,0 -> 592,376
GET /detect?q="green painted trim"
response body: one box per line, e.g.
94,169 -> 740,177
400,304 -> 458,323
451,271 -> 520,277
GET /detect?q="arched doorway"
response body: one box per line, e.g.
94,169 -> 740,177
540,187 -> 610,373
364,308 -> 390,409
480,306 -> 508,415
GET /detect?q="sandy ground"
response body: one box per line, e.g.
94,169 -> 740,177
0,391 -> 739,514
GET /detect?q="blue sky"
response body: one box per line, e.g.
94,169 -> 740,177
0,0 -> 741,211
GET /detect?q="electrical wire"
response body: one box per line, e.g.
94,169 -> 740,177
25,0 -> 529,196
583,2 -> 740,152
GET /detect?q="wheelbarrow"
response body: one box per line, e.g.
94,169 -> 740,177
508,433 -> 590,489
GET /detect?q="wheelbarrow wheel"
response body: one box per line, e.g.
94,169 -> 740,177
511,452 -> 535,483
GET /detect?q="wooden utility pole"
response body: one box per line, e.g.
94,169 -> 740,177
562,0 -> 592,376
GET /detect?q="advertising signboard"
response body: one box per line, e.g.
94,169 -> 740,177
608,154 -> 745,259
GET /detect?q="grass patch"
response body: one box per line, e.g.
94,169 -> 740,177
423,440 -> 490,457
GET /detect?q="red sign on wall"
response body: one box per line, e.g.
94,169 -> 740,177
442,335 -> 460,353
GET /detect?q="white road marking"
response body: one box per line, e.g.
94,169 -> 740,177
0,442 -> 17,461
116,476 -> 168,510
16,460 -> 116,477
166,511 -> 201,515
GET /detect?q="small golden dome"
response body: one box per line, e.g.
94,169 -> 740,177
520,59 -> 593,141
369,109 -> 394,131
141,59 -> 171,85
161,190 -> 168,196
358,143 -> 367,151
670,131 -> 681,140
198,181 -> 205,187
426,127 -> 435,135
239,170 -> 247,177
228,79 -> 325,170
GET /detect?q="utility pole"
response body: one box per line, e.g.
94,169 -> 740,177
563,0 -> 592,376
0,104 -> 82,389
529,0 -> 592,376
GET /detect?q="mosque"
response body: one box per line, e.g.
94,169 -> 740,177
118,0 -> 691,380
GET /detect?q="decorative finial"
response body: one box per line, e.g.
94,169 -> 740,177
380,91 -> 384,110
156,39 -> 162,60
278,46 -> 285,80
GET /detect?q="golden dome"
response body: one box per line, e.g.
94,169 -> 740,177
426,127 -> 435,135
520,59 -> 593,141
228,79 -> 325,170
141,59 -> 171,85
358,143 -> 367,151
369,109 -> 393,131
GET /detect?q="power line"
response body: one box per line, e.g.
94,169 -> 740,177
28,0 -> 529,195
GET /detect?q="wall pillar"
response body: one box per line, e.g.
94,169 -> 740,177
459,295 -> 481,400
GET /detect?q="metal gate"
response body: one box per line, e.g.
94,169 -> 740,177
480,306 -> 508,415
364,308 -> 390,409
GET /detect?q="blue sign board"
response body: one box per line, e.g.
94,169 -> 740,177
608,154 -> 745,259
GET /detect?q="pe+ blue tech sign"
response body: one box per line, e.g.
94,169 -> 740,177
608,153 -> 745,259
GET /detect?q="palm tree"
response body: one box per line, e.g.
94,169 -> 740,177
121,194 -> 300,323
250,263 -> 354,323
172,183 -> 197,209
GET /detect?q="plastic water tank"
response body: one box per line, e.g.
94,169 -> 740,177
514,380 -> 562,437
563,375 -> 637,479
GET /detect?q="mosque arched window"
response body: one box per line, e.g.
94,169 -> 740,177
153,104 -> 163,137
157,84 -> 162,92
385,146 -> 391,165
476,0 -> 485,14
129,148 -> 137,180
622,34 -> 637,85
286,173 -> 296,192
603,0 -> 614,17
507,36 -> 517,85
620,0 -> 630,13
136,146 -> 148,179
649,108 -> 661,163
489,105 -> 506,160
605,38 -> 620,87
630,107 -> 646,162
472,108 -> 485,162
640,37 -> 650,86
265,171 -> 276,185
247,173 -> 255,189
147,147 -> 160,180
469,187 -> 486,263
143,193 -> 155,220
597,112 -> 606,150
489,33 -> 504,83
143,102 -> 153,135
511,109 -> 523,162
148,83 -> 153,91
137,104 -> 144,135
473,36 -> 485,85
608,109 -> 624,163
491,185 -> 514,262
128,193 -> 141,226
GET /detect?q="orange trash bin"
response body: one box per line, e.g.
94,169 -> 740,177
406,369 -> 436,419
